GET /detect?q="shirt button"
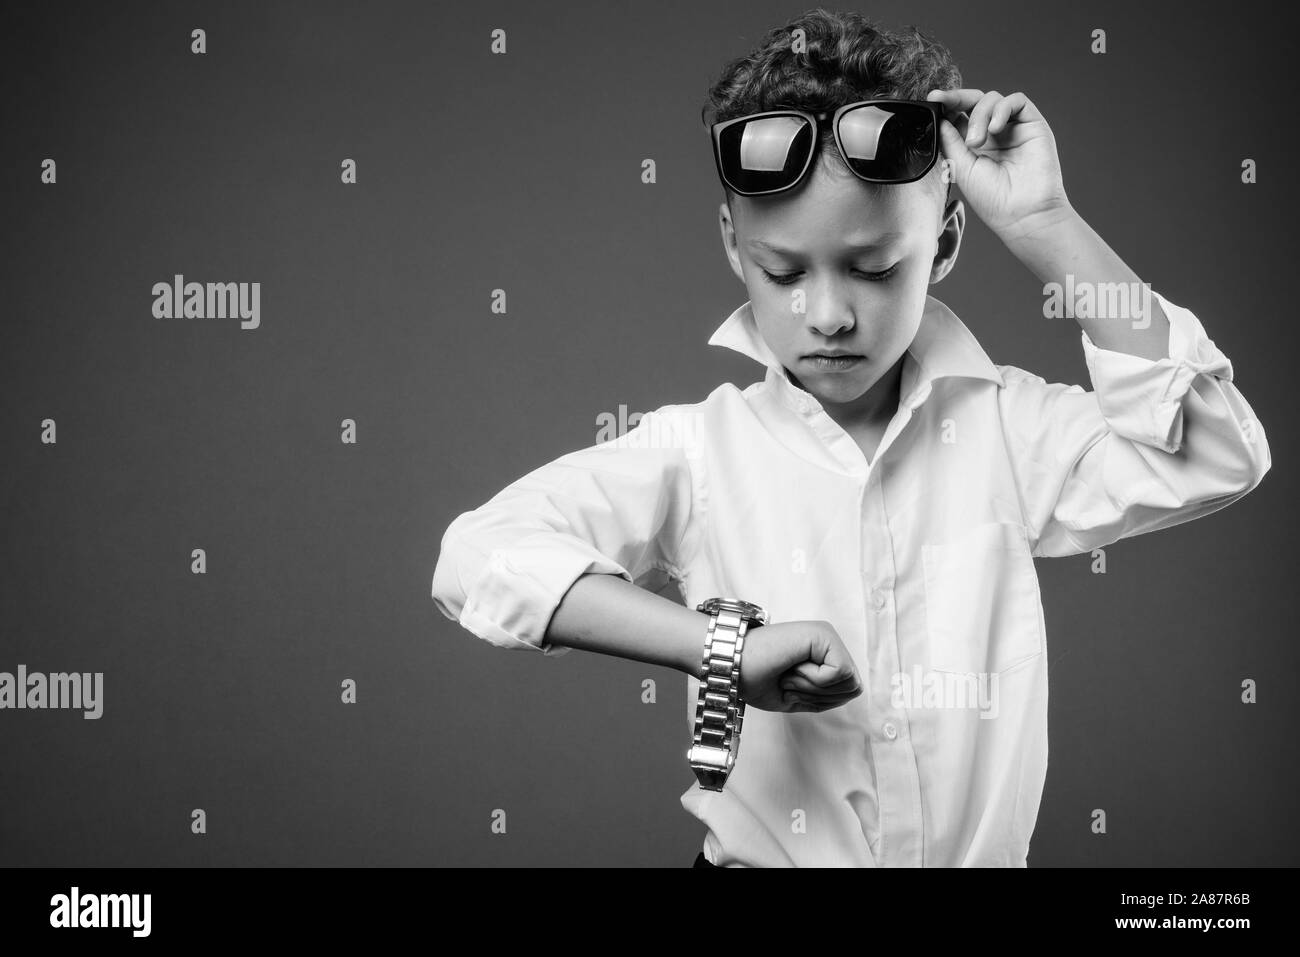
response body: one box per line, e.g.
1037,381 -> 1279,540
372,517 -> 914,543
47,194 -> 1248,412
870,588 -> 887,610
882,721 -> 898,740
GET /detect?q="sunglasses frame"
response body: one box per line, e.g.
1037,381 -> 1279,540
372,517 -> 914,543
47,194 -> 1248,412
710,98 -> 945,197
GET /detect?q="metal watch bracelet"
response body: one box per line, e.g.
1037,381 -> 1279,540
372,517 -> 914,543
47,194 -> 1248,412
686,597 -> 768,791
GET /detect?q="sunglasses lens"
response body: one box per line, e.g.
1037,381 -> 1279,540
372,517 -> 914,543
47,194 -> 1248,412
837,103 -> 937,181
716,114 -> 813,195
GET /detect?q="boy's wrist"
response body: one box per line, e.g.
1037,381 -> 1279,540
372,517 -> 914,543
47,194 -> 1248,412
997,197 -> 1078,256
673,607 -> 712,676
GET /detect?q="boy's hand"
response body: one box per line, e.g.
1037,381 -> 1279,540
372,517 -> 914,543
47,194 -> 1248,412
925,88 -> 1072,244
739,620 -> 863,714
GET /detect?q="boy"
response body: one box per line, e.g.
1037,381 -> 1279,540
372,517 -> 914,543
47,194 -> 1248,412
430,10 -> 1271,867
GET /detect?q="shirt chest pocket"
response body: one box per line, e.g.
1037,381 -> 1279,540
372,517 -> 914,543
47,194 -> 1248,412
921,521 -> 1044,676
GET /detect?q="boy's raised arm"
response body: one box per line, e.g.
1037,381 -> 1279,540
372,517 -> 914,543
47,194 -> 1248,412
997,286 -> 1271,557
925,89 -> 1271,557
993,195 -> 1270,558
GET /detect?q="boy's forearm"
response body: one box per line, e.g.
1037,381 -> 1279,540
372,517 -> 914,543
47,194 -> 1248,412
999,202 -> 1172,362
544,573 -> 707,676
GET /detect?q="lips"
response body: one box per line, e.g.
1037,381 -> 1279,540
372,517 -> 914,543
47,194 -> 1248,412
806,354 -> 864,371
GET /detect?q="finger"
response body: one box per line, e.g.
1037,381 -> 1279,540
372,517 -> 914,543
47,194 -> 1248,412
926,87 -> 985,117
781,684 -> 861,704
783,671 -> 861,695
783,694 -> 836,713
926,89 -> 973,139
936,116 -> 976,173
964,90 -> 1003,148
1005,91 -> 1044,124
790,660 -> 859,690
986,91 -> 1025,137
780,670 -> 863,696
935,107 -> 971,150
785,693 -> 856,713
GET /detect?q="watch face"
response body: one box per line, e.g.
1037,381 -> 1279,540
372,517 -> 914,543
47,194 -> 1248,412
698,596 -> 768,625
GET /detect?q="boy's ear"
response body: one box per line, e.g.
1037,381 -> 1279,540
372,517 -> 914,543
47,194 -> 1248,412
929,196 -> 966,284
718,200 -> 747,284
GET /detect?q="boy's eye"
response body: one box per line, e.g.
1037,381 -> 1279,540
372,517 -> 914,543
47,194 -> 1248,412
759,270 -> 802,286
759,264 -> 900,285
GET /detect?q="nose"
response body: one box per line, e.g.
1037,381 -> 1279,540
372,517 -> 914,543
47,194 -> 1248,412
802,278 -> 855,338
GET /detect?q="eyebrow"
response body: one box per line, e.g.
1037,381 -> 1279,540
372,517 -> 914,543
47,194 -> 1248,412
747,232 -> 906,256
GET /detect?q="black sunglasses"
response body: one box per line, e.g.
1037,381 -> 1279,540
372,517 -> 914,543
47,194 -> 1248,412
710,98 -> 943,197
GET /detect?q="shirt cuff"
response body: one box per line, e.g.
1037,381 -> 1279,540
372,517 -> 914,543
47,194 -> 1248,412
1080,288 -> 1234,453
455,531 -> 634,657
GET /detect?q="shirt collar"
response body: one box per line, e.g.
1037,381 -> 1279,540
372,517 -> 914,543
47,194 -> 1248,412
706,294 -> 1004,414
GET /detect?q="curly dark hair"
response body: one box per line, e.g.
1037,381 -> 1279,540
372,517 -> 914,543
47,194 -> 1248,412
701,8 -> 960,208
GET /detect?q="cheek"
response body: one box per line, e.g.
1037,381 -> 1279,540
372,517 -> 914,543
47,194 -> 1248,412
875,269 -> 929,327
860,308 -> 918,353
755,321 -> 793,353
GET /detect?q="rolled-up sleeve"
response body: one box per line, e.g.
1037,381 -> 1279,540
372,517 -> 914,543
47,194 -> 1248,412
431,406 -> 702,655
1000,289 -> 1272,558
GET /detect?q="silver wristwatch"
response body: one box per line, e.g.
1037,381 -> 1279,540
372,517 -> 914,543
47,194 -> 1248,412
686,596 -> 769,791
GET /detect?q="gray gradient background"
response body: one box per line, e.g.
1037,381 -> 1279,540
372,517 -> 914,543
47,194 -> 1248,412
0,0 -> 1295,867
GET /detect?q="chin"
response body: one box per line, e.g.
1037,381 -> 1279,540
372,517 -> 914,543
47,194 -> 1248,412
817,374 -> 876,399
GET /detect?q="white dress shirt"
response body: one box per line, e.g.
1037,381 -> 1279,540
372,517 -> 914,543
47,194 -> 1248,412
431,290 -> 1271,866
